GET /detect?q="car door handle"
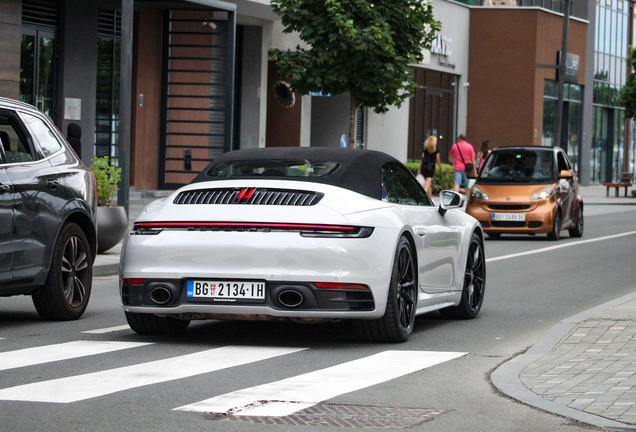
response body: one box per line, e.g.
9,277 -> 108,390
0,183 -> 9,193
46,179 -> 60,190
417,228 -> 427,237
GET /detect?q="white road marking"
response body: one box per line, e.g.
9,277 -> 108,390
486,230 -> 636,263
0,341 -> 152,372
175,350 -> 466,416
0,346 -> 305,403
81,325 -> 131,334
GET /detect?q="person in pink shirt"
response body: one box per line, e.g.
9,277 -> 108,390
448,134 -> 476,195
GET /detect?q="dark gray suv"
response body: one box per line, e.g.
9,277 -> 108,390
0,97 -> 97,320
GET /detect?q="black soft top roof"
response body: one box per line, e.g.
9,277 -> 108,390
191,147 -> 403,200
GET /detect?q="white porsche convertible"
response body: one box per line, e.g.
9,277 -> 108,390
120,147 -> 485,342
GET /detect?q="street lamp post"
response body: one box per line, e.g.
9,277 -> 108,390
554,0 -> 572,149
624,2 -> 633,175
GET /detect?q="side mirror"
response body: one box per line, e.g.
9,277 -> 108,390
559,170 -> 573,179
439,190 -> 465,216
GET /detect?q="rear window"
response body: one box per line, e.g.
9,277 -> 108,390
478,150 -> 555,182
206,159 -> 340,178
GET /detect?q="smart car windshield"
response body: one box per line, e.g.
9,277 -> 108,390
478,150 -> 555,183
206,159 -> 340,178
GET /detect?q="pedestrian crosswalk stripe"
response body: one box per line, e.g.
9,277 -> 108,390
0,341 -> 153,372
175,350 -> 466,416
0,346 -> 305,403
81,325 -> 131,334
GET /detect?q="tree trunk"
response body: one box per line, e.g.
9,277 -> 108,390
349,93 -> 357,148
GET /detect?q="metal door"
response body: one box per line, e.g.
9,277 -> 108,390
20,29 -> 57,119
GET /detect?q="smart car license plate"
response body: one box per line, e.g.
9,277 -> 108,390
186,280 -> 265,300
492,213 -> 526,221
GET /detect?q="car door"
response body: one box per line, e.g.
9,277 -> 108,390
556,150 -> 575,226
381,163 -> 461,294
0,161 -> 14,283
2,109 -> 64,282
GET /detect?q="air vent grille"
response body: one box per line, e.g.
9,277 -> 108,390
22,0 -> 59,29
174,188 -> 324,206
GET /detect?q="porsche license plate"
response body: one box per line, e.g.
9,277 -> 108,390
492,213 -> 526,221
186,280 -> 265,299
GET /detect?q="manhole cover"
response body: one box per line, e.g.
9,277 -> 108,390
211,402 -> 447,429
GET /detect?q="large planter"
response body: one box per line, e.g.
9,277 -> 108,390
97,205 -> 128,253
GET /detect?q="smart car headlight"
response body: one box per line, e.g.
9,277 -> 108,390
471,186 -> 488,200
530,187 -> 554,200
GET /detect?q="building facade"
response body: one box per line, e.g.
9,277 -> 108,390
1,0 -> 630,196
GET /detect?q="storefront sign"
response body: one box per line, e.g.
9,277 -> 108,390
64,98 -> 81,120
430,35 -> 452,57
565,53 -> 579,83
557,51 -> 579,84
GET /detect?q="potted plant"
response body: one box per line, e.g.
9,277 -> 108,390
91,156 -> 128,253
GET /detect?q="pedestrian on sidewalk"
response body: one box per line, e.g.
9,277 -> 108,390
477,140 -> 490,171
418,136 -> 442,197
449,134 -> 476,196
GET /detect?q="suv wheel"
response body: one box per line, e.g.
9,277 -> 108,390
32,222 -> 92,320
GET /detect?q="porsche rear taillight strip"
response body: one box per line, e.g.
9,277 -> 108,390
131,222 -> 374,238
135,222 -> 352,230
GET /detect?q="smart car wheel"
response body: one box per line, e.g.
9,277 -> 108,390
355,236 -> 417,343
440,232 -> 485,319
125,311 -> 190,335
547,209 -> 562,241
568,205 -> 584,238
32,222 -> 92,320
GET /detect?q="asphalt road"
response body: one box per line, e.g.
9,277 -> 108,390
0,205 -> 635,432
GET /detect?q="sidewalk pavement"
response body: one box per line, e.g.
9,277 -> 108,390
93,184 -> 636,428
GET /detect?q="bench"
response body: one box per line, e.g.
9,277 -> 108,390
602,172 -> 633,197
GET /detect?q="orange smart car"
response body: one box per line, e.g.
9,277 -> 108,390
466,146 -> 583,240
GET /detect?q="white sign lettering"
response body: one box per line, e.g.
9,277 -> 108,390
430,35 -> 452,57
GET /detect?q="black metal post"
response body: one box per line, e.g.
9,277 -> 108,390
117,0 -> 133,215
624,2 -> 633,175
554,0 -> 571,148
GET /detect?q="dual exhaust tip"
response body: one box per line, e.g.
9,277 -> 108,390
150,286 -> 304,309
277,289 -> 304,308
149,286 -> 172,305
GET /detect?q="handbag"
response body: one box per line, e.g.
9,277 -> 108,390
416,173 -> 425,187
456,143 -> 474,173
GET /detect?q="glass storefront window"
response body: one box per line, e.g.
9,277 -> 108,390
542,80 -> 582,172
95,10 -> 121,166
407,68 -> 458,163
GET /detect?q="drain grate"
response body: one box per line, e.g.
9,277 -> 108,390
210,402 -> 447,429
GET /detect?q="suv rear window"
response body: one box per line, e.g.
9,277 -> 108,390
206,159 -> 340,178
478,150 -> 555,182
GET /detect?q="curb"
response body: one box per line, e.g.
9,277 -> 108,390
491,291 -> 636,431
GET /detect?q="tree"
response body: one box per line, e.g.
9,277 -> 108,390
268,0 -> 440,147
619,46 -> 636,118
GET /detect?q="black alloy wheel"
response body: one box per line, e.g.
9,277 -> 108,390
568,205 -> 584,238
354,236 -> 417,343
440,232 -> 485,319
547,209 -> 562,241
32,223 -> 92,320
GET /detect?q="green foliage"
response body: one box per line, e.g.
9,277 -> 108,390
90,156 -> 121,206
404,162 -> 454,196
268,0 -> 440,137
619,46 -> 636,118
